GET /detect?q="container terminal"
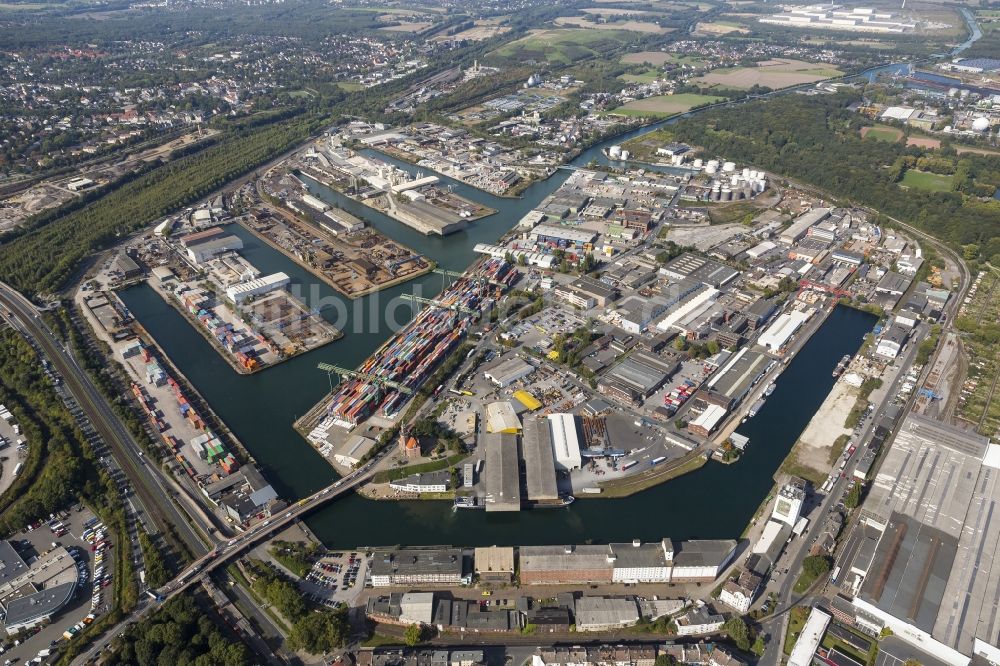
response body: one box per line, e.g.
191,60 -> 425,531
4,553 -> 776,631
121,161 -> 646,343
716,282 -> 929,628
301,257 -> 517,452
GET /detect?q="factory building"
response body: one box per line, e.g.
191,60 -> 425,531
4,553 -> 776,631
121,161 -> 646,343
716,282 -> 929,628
687,405 -> 727,437
483,356 -> 535,388
485,401 -> 521,434
225,272 -> 291,304
779,208 -> 831,244
484,433 -> 521,512
399,592 -> 436,625
848,415 -> 1000,665
521,417 -> 560,502
369,548 -> 467,587
186,234 -> 244,264
474,546 -> 515,583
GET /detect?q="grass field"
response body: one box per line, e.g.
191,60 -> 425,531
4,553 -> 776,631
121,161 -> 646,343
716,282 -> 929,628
611,93 -> 724,117
900,169 -> 953,192
336,82 -> 364,92
555,15 -> 669,33
493,28 -> 633,64
618,67 -> 662,83
860,125 -> 903,142
694,58 -> 842,90
695,20 -> 749,34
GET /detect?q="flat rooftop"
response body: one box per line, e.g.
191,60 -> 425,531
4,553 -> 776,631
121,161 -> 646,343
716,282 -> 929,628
521,418 -> 559,501
484,433 -> 521,512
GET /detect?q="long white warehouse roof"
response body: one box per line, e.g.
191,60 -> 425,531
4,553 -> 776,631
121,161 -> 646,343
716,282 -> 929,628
548,413 -> 582,469
758,310 -> 811,351
788,608 -> 831,666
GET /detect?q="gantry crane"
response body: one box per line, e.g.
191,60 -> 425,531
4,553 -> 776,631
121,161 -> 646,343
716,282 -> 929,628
399,293 -> 478,316
317,363 -> 413,394
432,268 -> 506,290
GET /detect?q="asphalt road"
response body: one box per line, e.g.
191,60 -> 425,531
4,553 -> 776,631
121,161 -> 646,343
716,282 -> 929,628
0,283 -> 212,557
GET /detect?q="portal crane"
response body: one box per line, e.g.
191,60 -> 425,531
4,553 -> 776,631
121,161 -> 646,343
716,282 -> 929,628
399,293 -> 478,316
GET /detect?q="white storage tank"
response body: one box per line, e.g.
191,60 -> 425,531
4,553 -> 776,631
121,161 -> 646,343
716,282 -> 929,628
693,158 -> 704,169
722,161 -> 736,173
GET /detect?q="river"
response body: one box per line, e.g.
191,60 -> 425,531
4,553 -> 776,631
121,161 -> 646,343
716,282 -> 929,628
123,46 -> 981,546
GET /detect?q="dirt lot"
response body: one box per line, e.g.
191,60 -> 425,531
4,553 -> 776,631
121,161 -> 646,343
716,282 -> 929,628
434,24 -> 510,41
621,51 -> 672,65
788,381 -> 856,478
906,136 -> 941,149
695,59 -> 842,89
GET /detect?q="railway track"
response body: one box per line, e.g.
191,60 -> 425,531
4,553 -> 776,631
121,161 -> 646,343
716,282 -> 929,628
0,284 -> 212,558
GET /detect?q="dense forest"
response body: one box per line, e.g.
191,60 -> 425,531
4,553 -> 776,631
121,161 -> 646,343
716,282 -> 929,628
106,595 -> 251,666
668,93 -> 1000,260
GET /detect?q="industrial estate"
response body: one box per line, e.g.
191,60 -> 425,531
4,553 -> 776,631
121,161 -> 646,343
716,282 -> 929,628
0,0 -> 997,665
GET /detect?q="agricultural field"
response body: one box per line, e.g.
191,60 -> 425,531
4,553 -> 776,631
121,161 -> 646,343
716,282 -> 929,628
860,125 -> 904,142
621,51 -> 672,66
554,15 -> 670,34
378,21 -> 435,33
900,169 -> 953,192
611,93 -> 724,117
955,269 -> 1000,438
693,58 -> 842,89
492,28 -> 634,65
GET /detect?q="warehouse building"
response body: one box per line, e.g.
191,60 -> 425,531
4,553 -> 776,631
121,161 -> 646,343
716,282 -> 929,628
661,253 -> 739,288
788,608 -> 831,666
547,413 -> 583,471
333,435 -> 377,468
610,539 -> 673,583
484,433 -> 521,512
370,549 -> 467,587
574,597 -> 640,631
850,415 -> 1000,665
668,539 -> 738,581
399,592 -> 436,625
474,547 -> 515,583
226,272 -> 291,304
530,224 -> 598,248
483,356 -> 535,388
705,348 -> 770,408
687,404 -> 727,437
388,470 -> 450,493
599,352 -> 678,404
186,234 -> 244,264
757,310 -> 811,352
520,545 -> 614,585
485,401 -> 521,434
779,208 -> 831,244
554,277 -> 618,309
874,325 -> 908,359
521,417 -> 560,502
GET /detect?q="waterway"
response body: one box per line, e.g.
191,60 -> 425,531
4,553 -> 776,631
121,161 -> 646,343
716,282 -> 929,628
119,55 -> 926,547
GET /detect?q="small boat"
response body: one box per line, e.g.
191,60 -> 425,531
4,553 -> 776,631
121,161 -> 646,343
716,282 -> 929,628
832,354 -> 851,378
453,496 -> 483,510
763,382 -> 776,397
532,495 -> 576,509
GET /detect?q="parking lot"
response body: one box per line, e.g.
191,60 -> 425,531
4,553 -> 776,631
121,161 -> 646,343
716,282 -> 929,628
0,506 -> 112,666
298,551 -> 369,608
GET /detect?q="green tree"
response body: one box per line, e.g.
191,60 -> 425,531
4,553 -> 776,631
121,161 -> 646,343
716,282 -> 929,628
845,483 -> 863,509
802,555 -> 832,579
752,633 -> 767,656
404,623 -> 424,646
724,616 -> 752,652
655,655 -> 678,666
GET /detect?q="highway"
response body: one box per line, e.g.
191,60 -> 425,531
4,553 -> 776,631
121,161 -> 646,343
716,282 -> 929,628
0,283 -> 213,557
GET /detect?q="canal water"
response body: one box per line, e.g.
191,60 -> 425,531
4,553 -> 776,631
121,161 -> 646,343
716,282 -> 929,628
120,77 -> 888,548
